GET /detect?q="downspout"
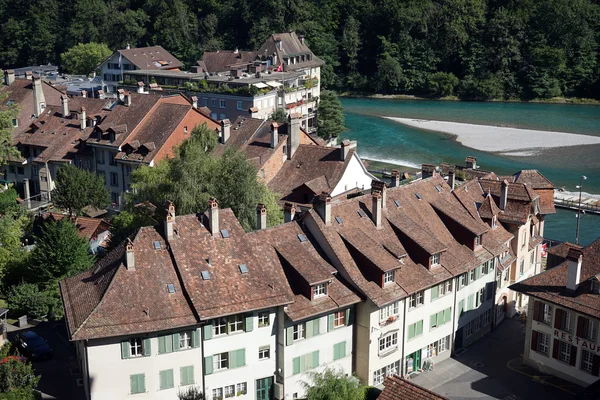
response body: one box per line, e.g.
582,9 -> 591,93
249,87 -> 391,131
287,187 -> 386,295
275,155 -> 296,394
450,276 -> 458,354
85,340 -> 92,400
400,299 -> 407,376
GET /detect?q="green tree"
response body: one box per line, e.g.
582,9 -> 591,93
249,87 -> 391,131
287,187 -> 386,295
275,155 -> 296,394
52,164 -> 110,217
0,91 -> 20,166
0,343 -> 40,399
316,91 -> 345,139
28,219 -> 94,287
60,42 -> 112,75
0,209 -> 29,286
302,368 -> 366,400
107,210 -> 155,250
7,283 -> 56,319
270,109 -> 288,124
373,53 -> 403,94
427,72 -> 459,97
458,74 -> 504,100
0,187 -> 18,214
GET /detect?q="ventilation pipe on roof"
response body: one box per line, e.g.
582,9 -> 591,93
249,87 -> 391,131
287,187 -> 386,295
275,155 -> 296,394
61,95 -> 69,118
81,90 -> 87,98
32,75 -> 46,118
465,156 -> 477,169
220,119 -> 231,144
270,122 -> 279,149
287,114 -> 301,160
208,197 -> 219,236
257,203 -> 267,230
79,107 -> 87,130
390,170 -> 400,188
4,70 -> 15,86
25,71 -> 32,80
371,180 -> 387,209
315,192 -> 331,225
284,202 -> 296,223
98,90 -> 105,99
500,180 -> 509,211
125,239 -> 135,271
137,82 -> 145,94
191,96 -> 198,109
164,201 -> 175,241
298,35 -> 305,45
124,93 -> 132,106
448,168 -> 456,190
340,140 -> 356,161
566,248 -> 583,291
372,190 -> 383,229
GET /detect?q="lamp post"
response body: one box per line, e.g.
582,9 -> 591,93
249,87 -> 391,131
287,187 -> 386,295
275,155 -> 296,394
575,175 -> 587,245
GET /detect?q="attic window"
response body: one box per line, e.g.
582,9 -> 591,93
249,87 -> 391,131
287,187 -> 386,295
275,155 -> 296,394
383,270 -> 395,285
239,264 -> 249,274
394,200 -> 401,208
201,270 -> 211,280
430,253 -> 441,266
220,229 -> 230,238
167,283 -> 175,293
335,216 -> 343,224
435,186 -> 442,192
357,209 -> 367,218
153,241 -> 161,250
475,235 -> 482,247
313,283 -> 327,298
297,234 -> 307,242
415,193 -> 422,200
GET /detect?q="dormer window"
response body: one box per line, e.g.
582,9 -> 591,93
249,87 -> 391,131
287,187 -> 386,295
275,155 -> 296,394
383,270 -> 395,285
591,279 -> 600,294
475,235 -> 482,247
313,283 -> 327,299
430,253 -> 441,267
492,215 -> 497,229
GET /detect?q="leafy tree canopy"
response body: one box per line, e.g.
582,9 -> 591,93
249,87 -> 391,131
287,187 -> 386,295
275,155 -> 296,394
52,164 -> 110,217
7,282 -> 57,319
0,91 -> 20,166
316,91 -> 345,139
303,368 -> 366,400
0,343 -> 40,398
59,42 -> 112,75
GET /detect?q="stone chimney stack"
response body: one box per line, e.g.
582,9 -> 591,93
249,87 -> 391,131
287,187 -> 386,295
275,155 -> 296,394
448,168 -> 456,189
465,156 -> 477,169
79,107 -> 87,130
81,90 -> 87,98
287,113 -> 301,160
32,75 -> 46,117
372,190 -> 382,229
137,82 -> 145,93
421,164 -> 436,179
61,95 -> 69,118
500,180 -> 509,211
191,96 -> 198,109
25,71 -> 32,80
124,93 -> 132,106
340,140 -> 357,161
298,35 -> 305,45
283,202 -> 296,223
270,122 -> 279,149
125,239 -> 135,271
4,70 -> 15,86
220,119 -> 231,144
371,180 -> 387,209
390,170 -> 400,187
98,90 -> 105,99
566,248 -> 583,291
256,204 -> 267,230
164,201 -> 175,241
316,192 -> 331,225
208,197 -> 219,236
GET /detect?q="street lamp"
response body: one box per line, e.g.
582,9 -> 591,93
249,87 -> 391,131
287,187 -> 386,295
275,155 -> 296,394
575,175 -> 587,245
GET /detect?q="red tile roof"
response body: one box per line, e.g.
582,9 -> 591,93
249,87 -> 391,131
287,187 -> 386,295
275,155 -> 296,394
199,51 -> 258,73
378,375 -> 449,400
116,46 -> 183,70
42,213 -> 108,239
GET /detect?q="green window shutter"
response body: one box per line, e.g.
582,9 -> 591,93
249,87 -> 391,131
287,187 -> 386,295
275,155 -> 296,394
293,357 -> 301,374
139,374 -> 145,392
143,338 -> 151,356
204,356 -> 213,375
193,329 -> 200,348
437,311 -> 444,326
130,375 -> 137,394
306,320 -> 314,339
430,314 -> 437,330
245,314 -> 254,332
299,353 -> 306,372
229,350 -> 238,369
238,348 -> 246,367
159,369 -> 174,390
158,336 -> 166,354
459,300 -> 465,315
130,374 -> 145,394
417,320 -> 423,336
445,307 -> 452,324
203,324 -> 213,340
333,343 -> 339,360
159,370 -> 166,390
431,285 -> 439,300
408,324 -> 415,340
313,318 -> 320,336
340,341 -> 346,358
312,351 -> 319,368
328,314 -> 334,332
345,308 -> 352,326
121,341 -> 130,359
467,295 -> 473,310
475,266 -> 481,280
286,327 -> 294,346
172,333 -> 180,352
180,366 -> 194,385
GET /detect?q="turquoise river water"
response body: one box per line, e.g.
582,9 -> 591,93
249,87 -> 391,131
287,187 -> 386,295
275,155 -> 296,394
340,98 -> 600,245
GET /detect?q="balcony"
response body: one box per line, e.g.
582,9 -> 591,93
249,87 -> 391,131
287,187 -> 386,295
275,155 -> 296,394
379,315 -> 398,327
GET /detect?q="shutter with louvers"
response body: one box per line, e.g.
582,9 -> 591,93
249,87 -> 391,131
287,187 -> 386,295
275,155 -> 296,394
312,351 -> 319,368
313,318 -> 320,336
444,307 -> 452,324
245,314 -> 254,332
345,308 -> 352,325
569,344 -> 577,366
554,309 -> 563,329
159,370 -> 166,390
430,314 -> 437,330
552,339 -> 559,359
417,320 -> 423,336
431,285 -> 439,300
408,324 -> 415,339
286,327 -> 294,346
577,316 -> 585,337
229,350 -> 238,369
143,338 -> 151,356
293,357 -> 300,374
592,355 -> 600,377
437,311 -> 444,326
203,324 -> 213,340
233,349 -> 246,368
299,353 -> 306,372
533,301 -> 540,322
172,333 -> 180,351
121,341 -> 130,359
339,341 -> 346,358
306,320 -> 314,339
158,336 -> 166,354
531,331 -> 538,351
204,356 -> 213,375
475,266 -> 481,280
193,329 -> 200,348
333,343 -> 339,360
467,295 -> 473,311
328,314 -> 334,331
130,375 -> 138,394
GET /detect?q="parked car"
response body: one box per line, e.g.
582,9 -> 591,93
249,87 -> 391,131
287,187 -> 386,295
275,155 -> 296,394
14,331 -> 52,360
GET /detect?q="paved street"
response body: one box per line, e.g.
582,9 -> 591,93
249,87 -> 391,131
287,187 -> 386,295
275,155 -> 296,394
7,320 -> 85,400
411,317 -> 581,400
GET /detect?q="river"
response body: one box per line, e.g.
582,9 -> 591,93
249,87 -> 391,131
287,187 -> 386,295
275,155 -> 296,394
340,98 -> 600,246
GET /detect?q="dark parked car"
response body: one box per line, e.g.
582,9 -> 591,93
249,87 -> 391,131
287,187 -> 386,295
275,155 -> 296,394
14,331 -> 52,360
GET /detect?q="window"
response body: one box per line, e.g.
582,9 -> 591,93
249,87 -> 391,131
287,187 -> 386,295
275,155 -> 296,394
483,309 -> 491,325
180,365 -> 194,386
430,253 -> 441,266
293,323 -> 305,340
220,99 -> 226,108
470,269 -> 476,282
236,383 -> 247,396
409,291 -> 424,309
581,350 -> 595,373
430,307 -> 452,330
378,332 -> 398,355
560,310 -> 573,332
459,273 -> 468,289
475,235 -> 482,246
97,150 -> 105,164
110,172 -> 118,187
214,317 -> 227,335
313,283 -> 327,298
503,268 -> 510,282
439,280 -> 452,296
407,320 -> 423,340
32,165 -> 39,176
130,373 -> 145,394
229,314 -> 244,333
213,388 -> 223,399
334,311 -> 346,328
214,353 -> 228,370
520,259 -> 525,275
292,351 -> 320,374
474,315 -> 481,331
383,270 -> 395,285
258,346 -> 270,360
203,97 -> 208,106
237,101 -> 244,110
179,332 -> 192,350
530,251 -> 535,265
373,361 -> 400,386
536,332 -> 550,356
109,152 -> 117,166
12,118 -> 18,128
130,338 -> 143,357
465,321 -> 474,337
159,369 -> 174,390
542,303 -> 553,325
380,302 -> 399,322
426,335 -> 450,358
258,312 -> 270,327
580,317 -> 598,341
211,98 -> 217,107
476,288 -> 485,307
125,165 -> 132,176
111,192 -> 119,206
333,341 -> 347,360
558,341 -> 573,364
224,385 -> 235,398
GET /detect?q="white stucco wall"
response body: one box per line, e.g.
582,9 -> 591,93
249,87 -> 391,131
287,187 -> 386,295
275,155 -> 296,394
366,299 -> 404,386
331,153 -> 375,197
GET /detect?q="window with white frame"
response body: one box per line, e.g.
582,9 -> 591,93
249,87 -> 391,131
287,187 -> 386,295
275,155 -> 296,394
130,338 -> 143,357
465,321 -> 474,337
224,385 -> 235,398
373,361 -> 400,386
426,335 -> 450,358
258,312 -> 270,327
520,259 -> 525,275
219,99 -> 225,108
483,310 -> 491,325
334,311 -> 346,327
313,283 -> 327,298
439,280 -> 452,296
475,235 -> 482,246
179,331 -> 192,349
214,317 -> 227,335
213,388 -> 223,399
459,273 -> 468,289
258,346 -> 270,360
542,303 -> 553,325
237,101 -> 244,111
561,310 -> 573,332
409,291 -> 424,309
582,317 -> 598,341
236,383 -> 247,395
380,302 -> 399,322
430,253 -> 441,266
228,314 -> 244,333
378,332 -> 398,355
383,270 -> 395,285
293,323 -> 305,340
537,332 -> 550,356
476,288 -> 485,307
470,268 -> 476,282
214,352 -> 228,370
558,341 -> 572,364
211,99 -> 217,107
581,350 -> 594,373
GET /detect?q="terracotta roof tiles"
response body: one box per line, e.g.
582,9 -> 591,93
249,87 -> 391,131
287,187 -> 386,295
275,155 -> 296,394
378,375 -> 449,400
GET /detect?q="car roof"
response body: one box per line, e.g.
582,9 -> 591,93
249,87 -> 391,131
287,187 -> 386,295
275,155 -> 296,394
21,331 -> 40,339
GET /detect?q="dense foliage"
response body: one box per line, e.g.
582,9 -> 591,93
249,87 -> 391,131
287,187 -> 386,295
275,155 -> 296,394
302,368 -> 366,400
0,343 -> 40,399
1,0 -> 599,100
52,164 -> 110,217
316,91 -> 345,139
60,42 -> 112,75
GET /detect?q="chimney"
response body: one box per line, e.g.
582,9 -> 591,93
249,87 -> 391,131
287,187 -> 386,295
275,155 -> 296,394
283,202 -> 296,223
500,180 -> 509,210
220,119 -> 231,144
340,140 -> 357,161
118,89 -> 125,102
208,197 -> 219,236
447,168 -> 455,189
61,95 -> 69,118
390,170 -> 400,187
164,201 -> 175,241
275,37 -> 282,51
298,35 -> 305,45
23,178 -> 31,209
465,156 -> 477,169
79,107 -> 87,130
315,192 -> 331,225
270,122 -> 279,148
97,90 -> 105,99
32,75 -> 46,117
421,164 -> 436,179
191,96 -> 198,109
256,203 -> 267,230
124,93 -> 132,106
566,248 -> 583,291
25,71 -> 32,80
81,90 -> 87,98
372,190 -> 382,228
287,113 -> 301,159
137,82 -> 144,93
4,70 -> 15,86
125,239 -> 135,271
371,180 -> 387,209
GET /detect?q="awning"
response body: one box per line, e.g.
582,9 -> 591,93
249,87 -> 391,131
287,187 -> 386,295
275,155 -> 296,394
253,82 -> 268,89
266,81 -> 282,88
